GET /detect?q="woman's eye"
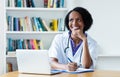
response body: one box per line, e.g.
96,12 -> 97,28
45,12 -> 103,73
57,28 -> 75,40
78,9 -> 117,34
69,19 -> 73,22
77,19 -> 81,22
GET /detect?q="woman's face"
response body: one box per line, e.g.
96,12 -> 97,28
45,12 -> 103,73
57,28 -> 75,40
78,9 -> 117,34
68,11 -> 84,32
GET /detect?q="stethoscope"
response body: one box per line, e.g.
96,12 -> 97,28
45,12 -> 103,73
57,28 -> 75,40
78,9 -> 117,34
64,33 -> 83,67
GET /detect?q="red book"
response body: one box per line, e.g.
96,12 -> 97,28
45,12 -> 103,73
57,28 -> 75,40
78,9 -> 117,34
44,0 -> 48,8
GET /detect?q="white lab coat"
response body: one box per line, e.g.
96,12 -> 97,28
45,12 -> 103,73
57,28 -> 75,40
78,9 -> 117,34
48,32 -> 98,69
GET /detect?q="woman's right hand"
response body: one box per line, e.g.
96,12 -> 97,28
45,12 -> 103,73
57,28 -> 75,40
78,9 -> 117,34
67,62 -> 78,71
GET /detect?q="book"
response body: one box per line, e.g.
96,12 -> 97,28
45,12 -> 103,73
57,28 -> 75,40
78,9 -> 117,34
26,0 -> 30,7
50,0 -> 54,8
7,16 -> 11,31
25,16 -> 30,31
47,0 -> 51,8
23,39 -> 29,49
13,17 -> 19,31
33,39 -> 39,49
28,17 -> 33,31
23,0 -> 27,7
33,17 -> 39,31
17,0 -> 22,7
30,39 -> 36,49
60,0 -> 64,8
36,40 -> 44,49
37,17 -> 45,31
11,0 -> 15,7
52,19 -> 58,31
30,0 -> 35,7
56,0 -> 60,8
7,62 -> 13,72
53,0 -> 57,8
7,38 -> 13,51
31,17 -> 36,31
58,18 -> 65,31
44,0 -> 48,8
17,39 -> 23,49
19,17 -> 24,31
42,19 -> 51,31
27,40 -> 32,49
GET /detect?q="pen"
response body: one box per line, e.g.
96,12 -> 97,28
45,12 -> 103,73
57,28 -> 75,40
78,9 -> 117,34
67,57 -> 73,62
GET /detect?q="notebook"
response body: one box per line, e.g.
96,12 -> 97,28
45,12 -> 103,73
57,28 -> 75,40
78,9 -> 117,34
16,49 -> 61,75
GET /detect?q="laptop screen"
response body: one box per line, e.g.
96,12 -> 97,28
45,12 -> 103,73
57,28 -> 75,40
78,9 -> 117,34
16,50 -> 53,74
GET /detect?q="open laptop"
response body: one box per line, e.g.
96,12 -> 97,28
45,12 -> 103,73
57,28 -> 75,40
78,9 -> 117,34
16,49 -> 61,74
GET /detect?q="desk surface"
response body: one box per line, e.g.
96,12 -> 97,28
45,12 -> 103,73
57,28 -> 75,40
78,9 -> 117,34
1,70 -> 120,77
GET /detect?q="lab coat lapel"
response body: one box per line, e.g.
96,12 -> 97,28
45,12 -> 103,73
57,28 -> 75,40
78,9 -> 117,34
73,43 -> 83,64
66,40 -> 73,62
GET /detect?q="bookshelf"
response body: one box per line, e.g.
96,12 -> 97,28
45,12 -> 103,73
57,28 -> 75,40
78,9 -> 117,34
6,31 -> 64,57
5,0 -> 68,72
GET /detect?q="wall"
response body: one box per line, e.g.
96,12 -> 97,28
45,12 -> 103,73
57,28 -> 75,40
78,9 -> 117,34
96,56 -> 120,70
66,0 -> 120,70
0,0 -> 6,75
80,0 -> 120,70
80,0 -> 120,55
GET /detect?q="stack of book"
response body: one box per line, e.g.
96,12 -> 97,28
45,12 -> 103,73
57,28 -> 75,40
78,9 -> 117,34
6,62 -> 13,72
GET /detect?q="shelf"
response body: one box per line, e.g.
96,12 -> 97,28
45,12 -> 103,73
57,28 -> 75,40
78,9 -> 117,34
6,52 -> 16,57
6,31 -> 65,33
6,7 -> 68,11
6,8 -> 68,18
6,31 -> 64,39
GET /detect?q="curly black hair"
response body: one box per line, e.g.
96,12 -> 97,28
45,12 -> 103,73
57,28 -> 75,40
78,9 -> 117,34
65,7 -> 93,33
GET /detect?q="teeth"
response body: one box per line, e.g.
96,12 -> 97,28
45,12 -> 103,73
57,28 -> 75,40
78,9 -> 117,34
73,27 -> 79,30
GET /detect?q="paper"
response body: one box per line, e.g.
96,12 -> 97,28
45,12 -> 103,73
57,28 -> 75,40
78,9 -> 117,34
53,68 -> 94,74
65,68 -> 94,74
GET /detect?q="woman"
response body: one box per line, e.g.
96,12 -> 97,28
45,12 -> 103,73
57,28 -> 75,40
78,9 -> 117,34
48,7 -> 98,71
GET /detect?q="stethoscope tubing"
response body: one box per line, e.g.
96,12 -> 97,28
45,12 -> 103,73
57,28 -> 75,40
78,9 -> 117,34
64,34 -> 83,65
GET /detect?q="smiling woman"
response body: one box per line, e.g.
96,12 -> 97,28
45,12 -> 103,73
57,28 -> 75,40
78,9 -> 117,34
48,7 -> 98,71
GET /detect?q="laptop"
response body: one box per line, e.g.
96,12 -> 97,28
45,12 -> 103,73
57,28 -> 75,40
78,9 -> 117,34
16,49 -> 61,74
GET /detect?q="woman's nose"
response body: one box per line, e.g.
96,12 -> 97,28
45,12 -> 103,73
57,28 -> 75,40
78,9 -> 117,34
72,20 -> 78,26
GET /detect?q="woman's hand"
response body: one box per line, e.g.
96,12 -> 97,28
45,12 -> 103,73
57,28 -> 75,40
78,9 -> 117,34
67,62 -> 77,71
71,28 -> 86,40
